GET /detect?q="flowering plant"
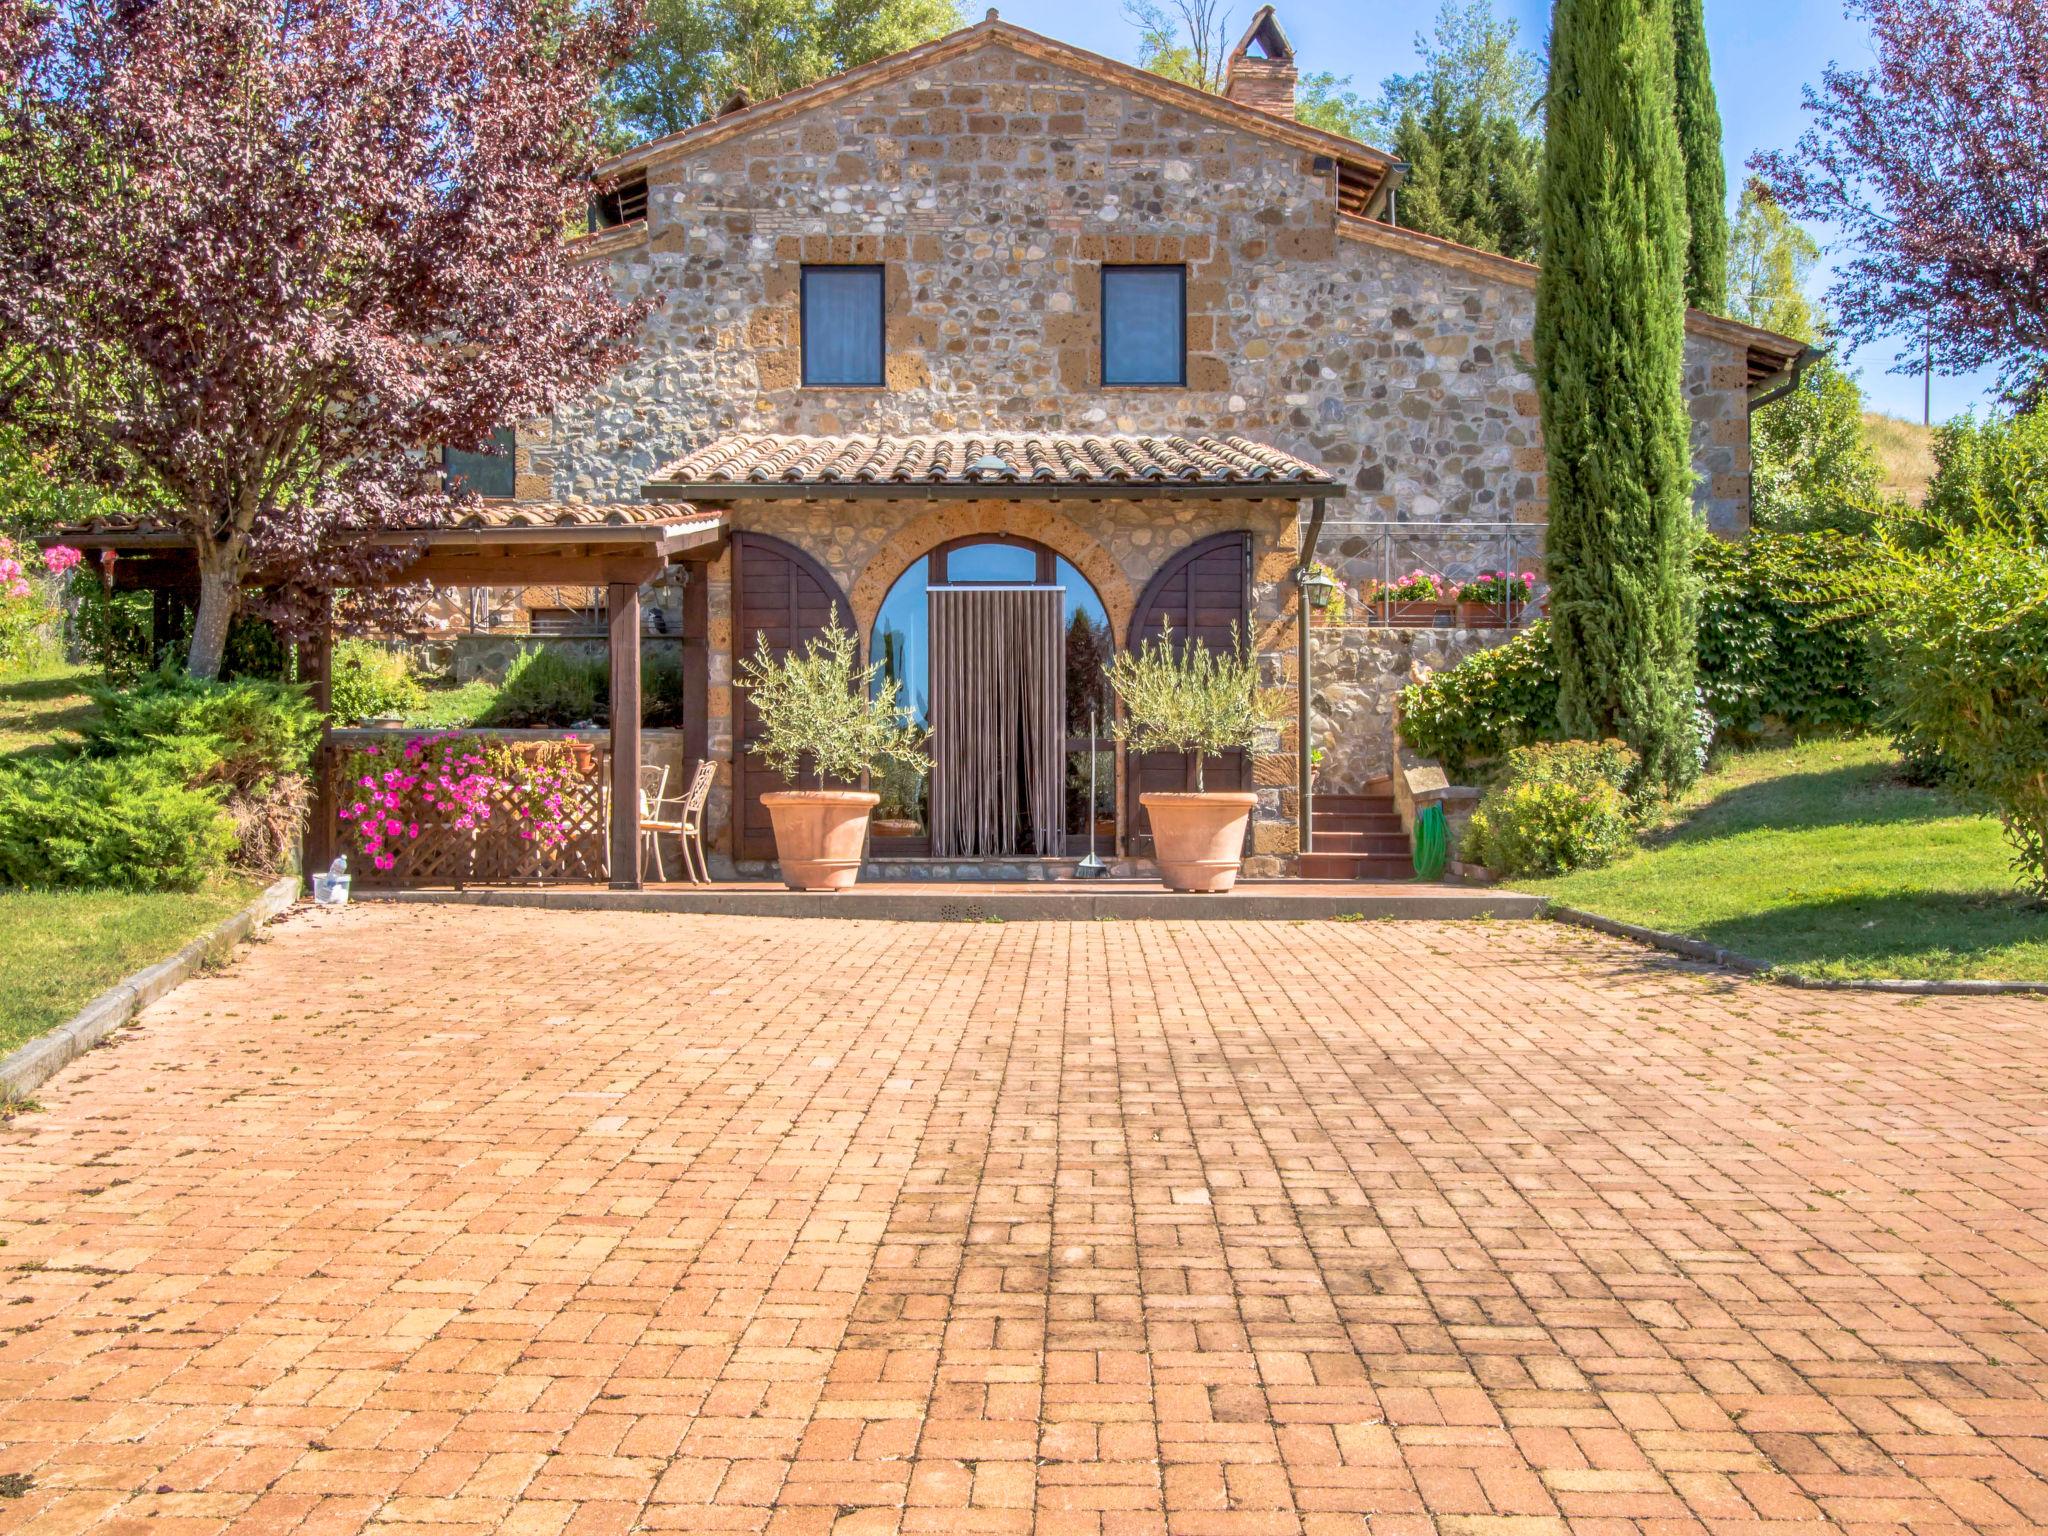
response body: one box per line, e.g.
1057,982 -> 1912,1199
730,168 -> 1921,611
0,534 -> 64,668
335,732 -> 593,872
1362,570 -> 1441,604
1456,571 -> 1537,606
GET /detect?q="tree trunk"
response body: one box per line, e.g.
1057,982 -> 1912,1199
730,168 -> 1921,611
186,556 -> 240,680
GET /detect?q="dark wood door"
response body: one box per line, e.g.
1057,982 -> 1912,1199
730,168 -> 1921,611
1125,531 -> 1253,850
731,533 -> 854,861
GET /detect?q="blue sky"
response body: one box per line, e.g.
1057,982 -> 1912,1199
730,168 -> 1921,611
998,0 -> 1996,424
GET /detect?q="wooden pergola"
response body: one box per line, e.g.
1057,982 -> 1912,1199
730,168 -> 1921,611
50,504 -> 728,891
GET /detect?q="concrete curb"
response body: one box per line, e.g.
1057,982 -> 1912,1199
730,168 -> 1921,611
0,875 -> 302,1101
1545,903 -> 2048,997
359,882 -> 1547,923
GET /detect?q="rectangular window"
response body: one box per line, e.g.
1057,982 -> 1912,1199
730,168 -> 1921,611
442,427 -> 515,499
1101,265 -> 1186,387
801,265 -> 886,387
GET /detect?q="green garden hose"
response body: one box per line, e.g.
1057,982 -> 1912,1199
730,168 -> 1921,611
1411,802 -> 1448,881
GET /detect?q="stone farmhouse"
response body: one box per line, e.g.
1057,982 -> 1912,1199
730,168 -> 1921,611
98,6 -> 1806,884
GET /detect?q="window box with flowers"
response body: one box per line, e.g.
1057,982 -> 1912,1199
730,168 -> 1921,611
1454,571 -> 1537,628
1361,572 -> 1453,627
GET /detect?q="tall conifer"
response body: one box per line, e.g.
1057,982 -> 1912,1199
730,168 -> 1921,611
1673,0 -> 1729,309
1536,0 -> 1702,789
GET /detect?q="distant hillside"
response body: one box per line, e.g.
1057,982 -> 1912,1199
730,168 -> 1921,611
1862,412 -> 1938,506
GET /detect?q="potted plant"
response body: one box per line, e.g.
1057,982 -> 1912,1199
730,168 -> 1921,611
873,756 -> 924,840
1454,571 -> 1535,628
1301,561 -> 1347,625
1361,570 -> 1450,627
736,619 -> 930,890
1104,620 -> 1281,893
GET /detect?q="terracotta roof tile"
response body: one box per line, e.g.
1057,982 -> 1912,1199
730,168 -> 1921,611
51,503 -> 711,541
648,434 -> 1338,493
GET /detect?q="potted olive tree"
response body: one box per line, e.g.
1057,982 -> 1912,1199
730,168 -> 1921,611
1105,621 -> 1281,893
736,619 -> 929,891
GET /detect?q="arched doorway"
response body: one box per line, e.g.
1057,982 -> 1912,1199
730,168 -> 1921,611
1126,531 -> 1253,853
732,532 -> 855,861
869,535 -> 1116,858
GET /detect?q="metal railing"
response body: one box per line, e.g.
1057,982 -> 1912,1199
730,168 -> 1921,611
1307,519 -> 1547,629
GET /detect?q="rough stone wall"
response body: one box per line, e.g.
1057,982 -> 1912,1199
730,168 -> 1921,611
1308,624 -> 1519,795
534,39 -> 1754,539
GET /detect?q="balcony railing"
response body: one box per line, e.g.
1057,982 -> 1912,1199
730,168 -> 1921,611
1308,519 -> 1547,629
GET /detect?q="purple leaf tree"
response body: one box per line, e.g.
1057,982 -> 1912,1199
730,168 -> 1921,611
1752,0 -> 2048,398
0,0 -> 648,676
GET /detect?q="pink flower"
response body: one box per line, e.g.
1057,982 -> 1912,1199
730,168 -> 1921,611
41,545 -> 82,575
5,579 -> 27,601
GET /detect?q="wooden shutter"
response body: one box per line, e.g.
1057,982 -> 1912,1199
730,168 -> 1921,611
731,533 -> 854,860
1125,532 -> 1253,849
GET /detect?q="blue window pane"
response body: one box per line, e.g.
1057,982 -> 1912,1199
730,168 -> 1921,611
443,427 -> 515,498
1102,266 -> 1185,386
943,543 -> 1039,583
802,266 -> 884,386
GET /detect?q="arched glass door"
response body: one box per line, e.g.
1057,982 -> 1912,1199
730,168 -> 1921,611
870,537 -> 1114,857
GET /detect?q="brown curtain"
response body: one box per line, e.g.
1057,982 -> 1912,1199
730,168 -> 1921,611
929,586 -> 1064,857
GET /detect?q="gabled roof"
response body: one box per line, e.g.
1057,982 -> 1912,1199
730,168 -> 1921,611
645,433 -> 1341,499
594,14 -> 1399,194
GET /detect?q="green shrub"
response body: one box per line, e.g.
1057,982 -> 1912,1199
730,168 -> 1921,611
1925,404 -> 2048,542
482,645 -> 606,727
641,650 -> 685,727
1462,738 -> 1639,877
85,665 -> 319,793
331,638 -> 426,724
1397,621 -> 1562,777
1859,513 -> 2048,895
1694,531 -> 1879,735
0,744 -> 235,890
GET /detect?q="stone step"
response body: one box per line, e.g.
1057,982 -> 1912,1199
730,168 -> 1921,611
1296,851 -> 1417,880
1306,831 -> 1411,856
1312,812 -> 1406,835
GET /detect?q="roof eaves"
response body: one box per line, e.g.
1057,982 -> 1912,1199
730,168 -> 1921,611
594,17 -> 1399,182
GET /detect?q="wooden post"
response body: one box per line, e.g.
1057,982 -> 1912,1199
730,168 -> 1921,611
1297,498 -> 1327,859
681,564 -> 708,772
299,592 -> 335,887
608,581 -> 643,889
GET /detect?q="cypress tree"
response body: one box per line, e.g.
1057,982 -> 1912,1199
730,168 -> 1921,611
1536,0 -> 1702,790
1672,0 -> 1728,310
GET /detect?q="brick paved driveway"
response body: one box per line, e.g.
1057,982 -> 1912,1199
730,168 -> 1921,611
5,907 -> 2048,1536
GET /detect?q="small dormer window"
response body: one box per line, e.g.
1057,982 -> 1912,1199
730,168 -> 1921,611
589,171 -> 648,231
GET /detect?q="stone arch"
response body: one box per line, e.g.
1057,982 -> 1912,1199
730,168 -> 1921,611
849,502 -> 1136,641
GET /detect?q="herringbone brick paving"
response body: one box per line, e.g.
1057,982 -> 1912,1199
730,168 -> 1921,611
2,905 -> 2047,1536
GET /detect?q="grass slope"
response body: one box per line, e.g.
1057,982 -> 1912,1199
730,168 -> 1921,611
0,662 -> 100,759
1862,412 -> 1938,506
0,663 -> 258,1058
1522,736 -> 2048,981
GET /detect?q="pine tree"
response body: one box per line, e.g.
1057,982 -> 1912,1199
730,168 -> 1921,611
1672,0 -> 1728,310
1536,0 -> 1702,790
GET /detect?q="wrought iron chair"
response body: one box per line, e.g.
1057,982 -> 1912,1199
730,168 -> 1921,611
639,760 -> 715,884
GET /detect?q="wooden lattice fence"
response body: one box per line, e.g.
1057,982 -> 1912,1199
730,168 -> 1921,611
325,730 -> 611,888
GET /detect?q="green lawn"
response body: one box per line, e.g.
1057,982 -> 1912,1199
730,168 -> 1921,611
0,662 -> 259,1060
1523,736 -> 2048,981
0,884 -> 259,1056
0,662 -> 100,759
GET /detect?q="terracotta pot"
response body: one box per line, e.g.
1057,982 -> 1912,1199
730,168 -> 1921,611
761,790 -> 879,890
1388,598 -> 1454,628
1141,791 -> 1258,893
1455,601 -> 1507,629
871,816 -> 921,839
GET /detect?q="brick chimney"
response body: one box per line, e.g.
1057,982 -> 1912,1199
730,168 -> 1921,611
1223,6 -> 1297,119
